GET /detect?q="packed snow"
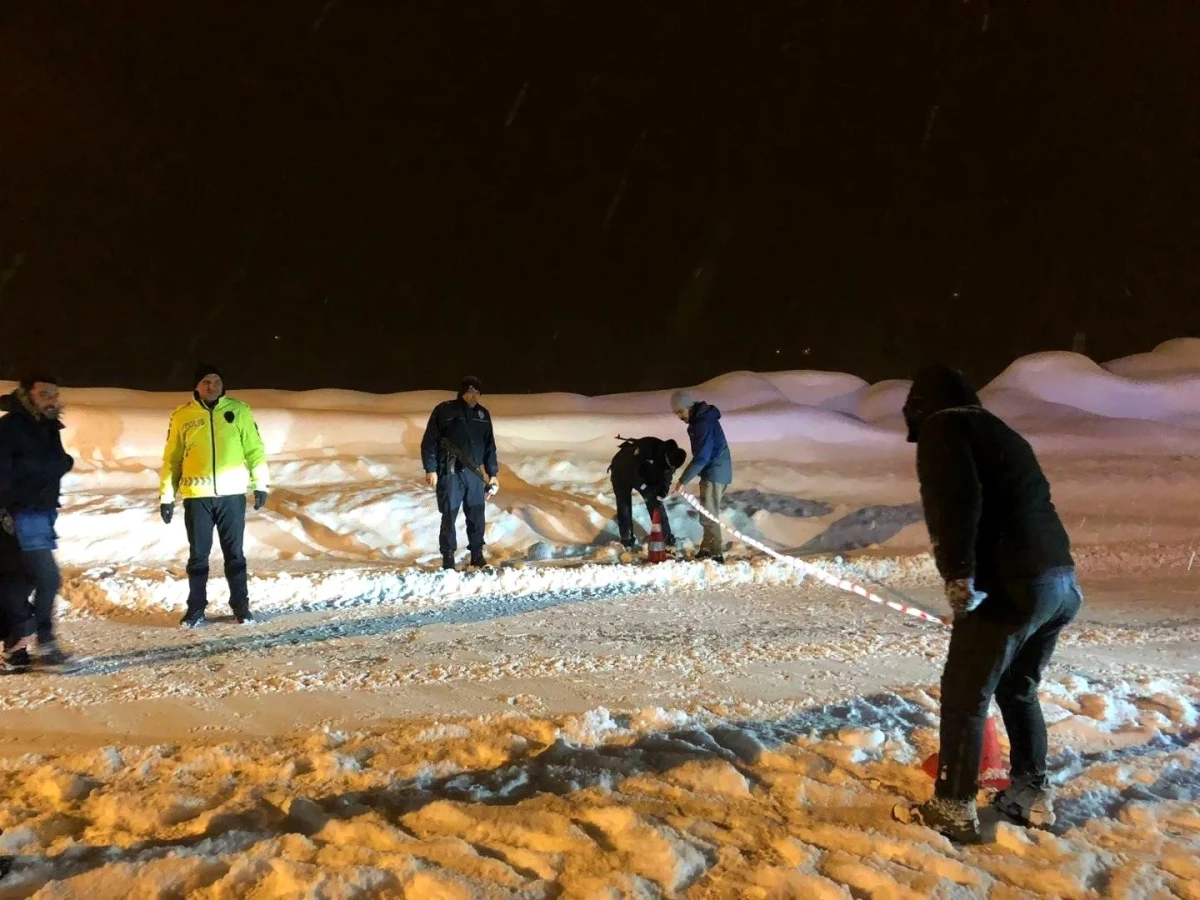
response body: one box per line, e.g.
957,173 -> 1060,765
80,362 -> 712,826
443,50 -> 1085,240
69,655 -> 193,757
0,673 -> 1196,897
1,339 -> 1198,897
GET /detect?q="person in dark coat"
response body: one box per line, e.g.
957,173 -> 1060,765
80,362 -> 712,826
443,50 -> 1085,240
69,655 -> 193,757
0,508 -> 35,673
421,376 -> 500,570
902,365 -> 1080,843
608,436 -> 686,550
0,375 -> 74,666
669,391 -> 733,561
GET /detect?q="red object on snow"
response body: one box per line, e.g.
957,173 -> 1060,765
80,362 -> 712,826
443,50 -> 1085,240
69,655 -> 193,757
921,716 -> 1010,791
647,507 -> 667,563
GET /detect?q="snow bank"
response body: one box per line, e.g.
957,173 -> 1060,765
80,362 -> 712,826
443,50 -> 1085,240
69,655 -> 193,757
7,340 -> 1200,571
1102,337 -> 1200,378
15,338 -> 1200,463
0,674 -> 1195,897
983,350 -> 1200,425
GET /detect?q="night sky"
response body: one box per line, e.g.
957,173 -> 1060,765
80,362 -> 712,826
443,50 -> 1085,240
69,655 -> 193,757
2,1 -> 1197,395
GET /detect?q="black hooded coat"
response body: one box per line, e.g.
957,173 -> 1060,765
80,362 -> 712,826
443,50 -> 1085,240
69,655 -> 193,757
903,366 -> 1073,589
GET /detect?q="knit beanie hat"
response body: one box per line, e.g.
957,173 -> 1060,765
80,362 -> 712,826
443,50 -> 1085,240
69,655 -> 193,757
19,373 -> 60,391
459,375 -> 483,396
669,390 -> 694,413
193,362 -> 224,388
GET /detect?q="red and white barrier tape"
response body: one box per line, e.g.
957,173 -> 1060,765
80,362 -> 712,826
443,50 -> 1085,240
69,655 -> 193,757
680,491 -> 950,628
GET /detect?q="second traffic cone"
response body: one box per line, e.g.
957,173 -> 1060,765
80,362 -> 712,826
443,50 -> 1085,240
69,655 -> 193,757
647,507 -> 667,563
921,716 -> 1010,791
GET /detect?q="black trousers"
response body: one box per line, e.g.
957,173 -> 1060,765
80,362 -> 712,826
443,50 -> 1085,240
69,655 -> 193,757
936,566 -> 1083,799
613,481 -> 674,546
0,524 -> 31,651
437,470 -> 486,559
1,574 -> 35,651
184,495 -> 249,617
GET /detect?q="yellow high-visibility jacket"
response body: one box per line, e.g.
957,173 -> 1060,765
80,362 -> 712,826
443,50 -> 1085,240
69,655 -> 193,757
159,396 -> 270,503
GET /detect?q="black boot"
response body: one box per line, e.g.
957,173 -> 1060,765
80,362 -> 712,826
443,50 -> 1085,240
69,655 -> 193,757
994,777 -> 1057,828
33,640 -> 71,666
441,555 -> 456,571
226,561 -> 251,623
912,796 -> 983,844
2,647 -> 31,674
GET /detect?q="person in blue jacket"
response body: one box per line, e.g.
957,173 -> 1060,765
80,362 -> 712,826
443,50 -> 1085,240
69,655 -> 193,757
670,390 -> 732,562
421,376 -> 500,570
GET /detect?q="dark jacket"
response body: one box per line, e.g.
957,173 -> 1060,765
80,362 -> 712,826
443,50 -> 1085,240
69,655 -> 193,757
0,510 -> 24,574
421,397 -> 499,479
0,391 -> 75,512
679,402 -> 732,485
904,366 -> 1073,587
608,437 -> 683,499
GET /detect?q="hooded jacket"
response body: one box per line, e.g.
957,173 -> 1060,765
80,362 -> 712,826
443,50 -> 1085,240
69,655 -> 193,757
904,366 -> 1073,587
679,401 -> 732,485
608,437 -> 684,499
159,394 -> 270,503
0,390 -> 75,512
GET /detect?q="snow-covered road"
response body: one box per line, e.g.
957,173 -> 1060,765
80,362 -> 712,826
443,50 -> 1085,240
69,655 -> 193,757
1,569 -> 1196,898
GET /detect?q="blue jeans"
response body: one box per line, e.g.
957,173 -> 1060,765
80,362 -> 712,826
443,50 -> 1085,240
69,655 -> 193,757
13,510 -> 58,552
21,550 -> 60,644
936,566 -> 1083,800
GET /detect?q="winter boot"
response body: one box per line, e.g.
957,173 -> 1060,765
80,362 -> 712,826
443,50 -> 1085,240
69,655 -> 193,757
2,647 -> 31,674
469,552 -> 490,570
441,555 -> 456,571
236,612 -> 258,626
180,610 -> 207,629
911,796 -> 983,844
994,776 -> 1056,828
33,640 -> 71,666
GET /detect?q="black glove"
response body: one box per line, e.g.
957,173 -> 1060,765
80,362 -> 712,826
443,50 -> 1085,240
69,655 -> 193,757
160,503 -> 173,525
254,490 -> 268,511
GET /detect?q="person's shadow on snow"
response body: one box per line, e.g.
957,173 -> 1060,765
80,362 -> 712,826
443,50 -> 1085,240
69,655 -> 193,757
609,493 -> 922,558
792,502 -> 924,556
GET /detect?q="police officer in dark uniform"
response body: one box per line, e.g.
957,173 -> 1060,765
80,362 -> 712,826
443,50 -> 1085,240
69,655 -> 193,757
421,376 -> 500,570
608,436 -> 685,551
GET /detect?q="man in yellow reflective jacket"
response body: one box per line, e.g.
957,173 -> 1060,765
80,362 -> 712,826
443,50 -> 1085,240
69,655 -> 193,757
159,363 -> 270,627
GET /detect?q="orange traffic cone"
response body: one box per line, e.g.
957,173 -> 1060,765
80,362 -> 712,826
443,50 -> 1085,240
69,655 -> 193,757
647,507 -> 667,563
921,715 -> 1010,791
